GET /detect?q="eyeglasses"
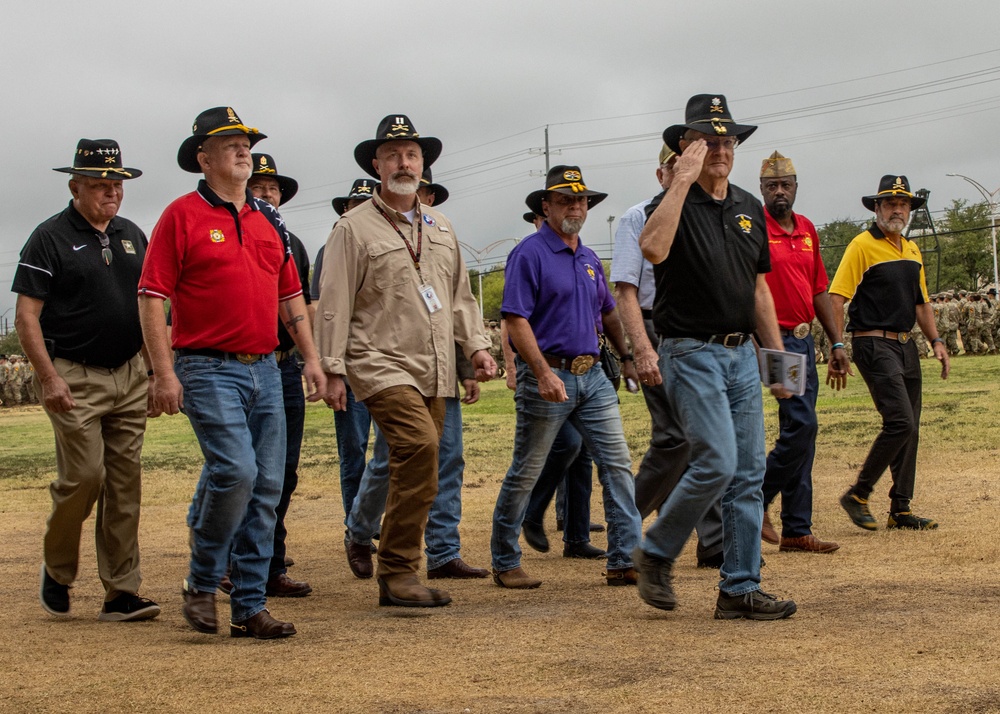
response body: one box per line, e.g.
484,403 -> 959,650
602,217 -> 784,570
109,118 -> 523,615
97,233 -> 113,266
681,136 -> 739,151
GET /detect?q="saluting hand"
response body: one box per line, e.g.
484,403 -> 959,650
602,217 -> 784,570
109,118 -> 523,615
673,139 -> 708,185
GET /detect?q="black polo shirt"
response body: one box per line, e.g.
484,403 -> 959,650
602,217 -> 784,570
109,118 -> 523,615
12,201 -> 147,368
646,181 -> 769,337
276,231 -> 311,352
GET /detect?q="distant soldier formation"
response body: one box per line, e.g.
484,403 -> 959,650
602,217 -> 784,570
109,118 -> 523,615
0,354 -> 40,407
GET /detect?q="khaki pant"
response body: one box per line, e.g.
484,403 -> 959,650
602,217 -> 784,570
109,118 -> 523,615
38,354 -> 147,599
363,385 -> 445,579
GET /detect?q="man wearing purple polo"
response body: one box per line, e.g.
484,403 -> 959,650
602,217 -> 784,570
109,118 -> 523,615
490,165 -> 642,589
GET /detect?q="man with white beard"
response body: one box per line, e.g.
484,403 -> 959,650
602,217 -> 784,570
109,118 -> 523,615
315,114 -> 495,608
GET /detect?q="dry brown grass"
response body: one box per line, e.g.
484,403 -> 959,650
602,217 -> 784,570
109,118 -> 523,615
2,357 -> 1000,714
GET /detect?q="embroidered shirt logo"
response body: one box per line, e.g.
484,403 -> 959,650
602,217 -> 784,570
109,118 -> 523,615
209,229 -> 225,243
736,214 -> 753,234
584,263 -> 596,281
121,240 -> 136,254
802,235 -> 813,250
72,244 -> 87,251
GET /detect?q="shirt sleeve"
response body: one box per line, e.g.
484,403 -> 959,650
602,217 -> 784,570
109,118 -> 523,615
310,243 -> 326,301
828,237 -> 865,300
315,221 -> 359,375
754,202 -> 771,274
500,243 -> 539,320
138,203 -> 184,300
12,227 -> 56,299
609,206 -> 645,286
806,218 -> 829,295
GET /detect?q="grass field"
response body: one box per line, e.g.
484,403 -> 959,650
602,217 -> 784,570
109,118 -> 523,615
1,356 -> 999,713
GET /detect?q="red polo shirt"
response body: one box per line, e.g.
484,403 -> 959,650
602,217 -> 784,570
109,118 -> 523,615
763,208 -> 828,329
139,181 -> 302,353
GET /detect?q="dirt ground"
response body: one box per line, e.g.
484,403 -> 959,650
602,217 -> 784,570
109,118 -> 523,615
2,374 -> 999,714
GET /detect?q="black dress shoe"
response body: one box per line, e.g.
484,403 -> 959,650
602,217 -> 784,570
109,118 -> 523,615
266,572 -> 313,597
230,609 -> 296,639
428,558 -> 489,579
563,542 -> 607,559
522,521 -> 550,553
182,580 -> 218,634
39,563 -> 70,617
346,540 -> 374,579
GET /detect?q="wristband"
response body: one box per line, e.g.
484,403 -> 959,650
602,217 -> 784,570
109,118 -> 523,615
931,337 -> 944,345
146,369 -> 155,377
622,354 -> 634,362
831,342 -> 845,350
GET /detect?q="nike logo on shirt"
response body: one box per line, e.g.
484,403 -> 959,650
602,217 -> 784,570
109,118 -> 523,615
73,245 -> 87,251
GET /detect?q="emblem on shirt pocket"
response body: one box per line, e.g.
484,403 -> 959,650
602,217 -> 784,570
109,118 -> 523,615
803,235 -> 813,250
584,263 -> 596,281
121,240 -> 136,254
209,229 -> 225,243
736,214 -> 753,234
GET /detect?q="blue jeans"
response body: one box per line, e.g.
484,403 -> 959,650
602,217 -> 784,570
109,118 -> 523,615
524,422 -> 593,544
334,381 -> 371,527
347,397 -> 465,571
642,339 -> 765,596
178,352 -> 285,622
271,355 -> 305,575
762,334 -> 819,538
491,360 -> 641,572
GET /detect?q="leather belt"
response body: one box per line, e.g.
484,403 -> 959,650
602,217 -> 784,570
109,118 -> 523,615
852,330 -> 911,344
668,333 -> 753,348
543,353 -> 599,375
780,322 -> 812,339
175,348 -> 272,364
275,349 -> 296,363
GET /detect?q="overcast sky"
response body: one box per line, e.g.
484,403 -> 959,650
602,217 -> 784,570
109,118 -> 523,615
3,0 -> 999,324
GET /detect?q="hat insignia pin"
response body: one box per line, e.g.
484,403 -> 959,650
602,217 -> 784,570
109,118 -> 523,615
563,170 -> 582,182
358,185 -> 372,194
227,107 -> 238,123
893,177 -> 905,190
710,97 -> 724,113
712,120 -> 728,135
209,229 -> 225,243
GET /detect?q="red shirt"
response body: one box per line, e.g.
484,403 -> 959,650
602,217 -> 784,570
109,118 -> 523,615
763,208 -> 828,329
139,181 -> 302,353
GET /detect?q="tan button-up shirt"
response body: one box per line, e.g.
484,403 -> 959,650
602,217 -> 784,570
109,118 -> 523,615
315,188 -> 490,401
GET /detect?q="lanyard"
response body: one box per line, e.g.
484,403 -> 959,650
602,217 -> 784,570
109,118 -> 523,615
373,201 -> 422,271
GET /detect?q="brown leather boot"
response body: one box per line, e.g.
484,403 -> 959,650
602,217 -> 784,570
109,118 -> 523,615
182,580 -> 218,634
377,575 -> 451,607
230,609 -> 296,639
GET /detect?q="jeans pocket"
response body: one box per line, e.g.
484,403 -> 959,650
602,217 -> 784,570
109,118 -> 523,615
176,356 -> 224,377
664,337 -> 707,359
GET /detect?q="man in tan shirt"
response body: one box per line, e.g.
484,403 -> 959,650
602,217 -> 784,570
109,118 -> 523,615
316,114 -> 495,608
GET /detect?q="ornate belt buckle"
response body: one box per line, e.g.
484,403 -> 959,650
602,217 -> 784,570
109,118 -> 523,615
793,322 -> 810,339
236,353 -> 258,364
570,355 -> 595,375
897,332 -> 910,344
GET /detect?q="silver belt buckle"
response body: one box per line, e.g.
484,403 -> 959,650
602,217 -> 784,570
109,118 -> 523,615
722,333 -> 743,348
236,353 -> 260,365
793,322 -> 810,339
897,332 -> 910,344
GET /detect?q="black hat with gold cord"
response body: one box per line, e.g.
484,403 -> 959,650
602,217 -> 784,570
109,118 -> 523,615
662,94 -> 757,154
178,106 -> 266,173
525,165 -> 607,217
250,153 -> 298,205
53,139 -> 142,180
861,175 -> 926,211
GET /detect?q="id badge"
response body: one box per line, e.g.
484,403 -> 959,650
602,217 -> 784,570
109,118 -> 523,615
419,283 -> 443,314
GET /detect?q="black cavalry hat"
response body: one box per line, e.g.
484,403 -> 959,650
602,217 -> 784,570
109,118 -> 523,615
332,178 -> 379,216
662,94 -> 757,154
178,106 -> 266,173
419,168 -> 449,206
53,139 -> 142,180
525,165 -> 607,217
250,153 -> 298,205
354,114 -> 442,179
861,175 -> 926,212
523,211 -> 543,223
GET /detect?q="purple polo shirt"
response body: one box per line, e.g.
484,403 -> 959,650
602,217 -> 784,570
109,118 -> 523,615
502,222 -> 614,358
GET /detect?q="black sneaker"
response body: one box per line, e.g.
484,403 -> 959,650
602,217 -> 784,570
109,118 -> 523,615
887,511 -> 939,530
839,489 -> 878,530
633,547 -> 676,611
714,589 -> 797,620
98,593 -> 161,622
40,563 -> 70,617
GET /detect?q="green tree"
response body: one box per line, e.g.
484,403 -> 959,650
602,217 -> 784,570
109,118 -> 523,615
936,199 -> 993,291
0,329 -> 22,356
818,218 -> 867,282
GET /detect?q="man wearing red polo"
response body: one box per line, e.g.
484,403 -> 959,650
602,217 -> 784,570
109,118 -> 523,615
759,152 -> 848,554
139,107 -> 326,639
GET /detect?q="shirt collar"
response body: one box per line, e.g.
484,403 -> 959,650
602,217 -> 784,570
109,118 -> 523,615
537,221 -> 577,253
764,206 -> 805,237
373,185 -> 420,224
687,180 -> 740,207
197,179 -> 257,211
